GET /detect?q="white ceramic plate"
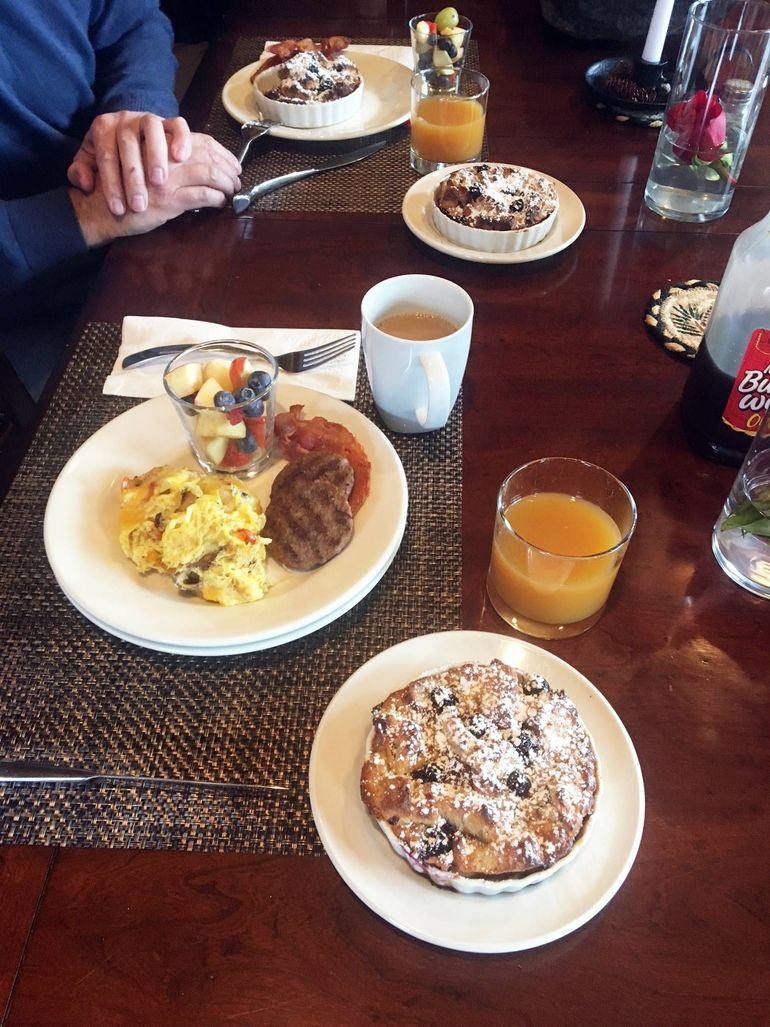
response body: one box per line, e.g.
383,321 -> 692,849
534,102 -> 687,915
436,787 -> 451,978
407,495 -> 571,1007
44,385 -> 408,652
402,163 -> 586,264
309,631 -> 645,953
222,51 -> 411,141
59,530 -> 402,657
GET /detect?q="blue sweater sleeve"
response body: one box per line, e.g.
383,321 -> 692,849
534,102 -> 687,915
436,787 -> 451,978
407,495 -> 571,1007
0,190 -> 87,297
90,0 -> 180,117
0,0 -> 180,295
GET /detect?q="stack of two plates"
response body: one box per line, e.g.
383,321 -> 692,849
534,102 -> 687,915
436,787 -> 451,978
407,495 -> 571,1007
43,385 -> 408,656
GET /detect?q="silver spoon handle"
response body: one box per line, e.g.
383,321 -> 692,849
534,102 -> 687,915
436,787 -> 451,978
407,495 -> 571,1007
0,760 -> 288,792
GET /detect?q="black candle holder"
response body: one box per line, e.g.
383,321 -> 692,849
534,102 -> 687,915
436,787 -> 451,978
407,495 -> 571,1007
585,55 -> 670,126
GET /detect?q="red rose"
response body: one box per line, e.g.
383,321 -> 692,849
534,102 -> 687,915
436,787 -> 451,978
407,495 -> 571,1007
666,89 -> 727,163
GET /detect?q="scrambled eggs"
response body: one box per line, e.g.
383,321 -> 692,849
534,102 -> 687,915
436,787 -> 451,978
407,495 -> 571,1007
119,466 -> 270,606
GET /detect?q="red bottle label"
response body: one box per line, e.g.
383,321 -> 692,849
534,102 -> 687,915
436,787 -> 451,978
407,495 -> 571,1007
721,329 -> 770,437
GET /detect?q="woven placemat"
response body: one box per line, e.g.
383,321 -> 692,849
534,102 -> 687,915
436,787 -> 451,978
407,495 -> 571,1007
205,36 -> 483,214
0,323 -> 462,853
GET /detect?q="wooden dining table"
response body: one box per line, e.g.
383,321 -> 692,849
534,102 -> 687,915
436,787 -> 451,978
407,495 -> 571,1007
2,1 -> 769,1023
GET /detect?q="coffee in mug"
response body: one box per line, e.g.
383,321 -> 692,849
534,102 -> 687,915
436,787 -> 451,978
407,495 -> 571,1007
376,311 -> 459,341
361,275 -> 473,433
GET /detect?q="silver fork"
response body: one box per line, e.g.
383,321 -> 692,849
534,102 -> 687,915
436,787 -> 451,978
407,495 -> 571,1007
121,333 -> 358,373
236,119 -> 278,164
277,333 -> 357,373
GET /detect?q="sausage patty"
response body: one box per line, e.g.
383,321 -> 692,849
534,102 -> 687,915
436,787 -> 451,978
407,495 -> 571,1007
265,451 -> 354,570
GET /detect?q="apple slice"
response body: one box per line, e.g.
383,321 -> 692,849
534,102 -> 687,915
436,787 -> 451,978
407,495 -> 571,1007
164,362 -> 203,399
432,46 -> 453,70
195,410 -> 246,438
194,376 -> 225,408
229,356 -> 257,390
414,19 -> 432,41
203,436 -> 229,465
203,358 -> 232,391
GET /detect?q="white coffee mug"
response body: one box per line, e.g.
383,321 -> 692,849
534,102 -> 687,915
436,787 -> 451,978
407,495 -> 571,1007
361,274 -> 473,433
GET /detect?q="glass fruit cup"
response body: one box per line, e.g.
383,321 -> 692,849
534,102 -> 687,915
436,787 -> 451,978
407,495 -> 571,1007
409,10 -> 473,74
486,458 -> 637,639
163,340 -> 279,479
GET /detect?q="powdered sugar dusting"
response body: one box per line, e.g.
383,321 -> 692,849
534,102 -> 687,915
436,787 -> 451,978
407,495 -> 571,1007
434,164 -> 559,231
360,659 -> 599,888
264,50 -> 361,105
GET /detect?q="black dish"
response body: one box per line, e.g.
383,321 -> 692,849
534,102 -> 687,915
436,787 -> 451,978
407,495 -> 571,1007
585,56 -> 670,127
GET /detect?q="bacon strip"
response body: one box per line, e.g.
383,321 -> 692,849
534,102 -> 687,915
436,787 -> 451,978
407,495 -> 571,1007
250,36 -> 352,82
274,405 -> 371,515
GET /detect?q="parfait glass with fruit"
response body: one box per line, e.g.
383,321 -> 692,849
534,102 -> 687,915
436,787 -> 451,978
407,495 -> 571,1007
409,7 -> 472,76
163,340 -> 279,479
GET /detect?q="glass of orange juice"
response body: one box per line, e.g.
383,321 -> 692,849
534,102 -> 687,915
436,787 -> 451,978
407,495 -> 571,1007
410,69 -> 489,175
486,458 -> 637,639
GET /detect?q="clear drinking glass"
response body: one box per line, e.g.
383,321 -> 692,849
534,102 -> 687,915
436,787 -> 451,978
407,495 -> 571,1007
410,68 -> 489,175
712,403 -> 770,598
163,340 -> 278,479
486,458 -> 637,639
644,0 -> 770,222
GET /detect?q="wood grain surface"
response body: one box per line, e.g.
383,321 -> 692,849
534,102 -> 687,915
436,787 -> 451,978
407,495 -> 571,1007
2,1 -> 769,1024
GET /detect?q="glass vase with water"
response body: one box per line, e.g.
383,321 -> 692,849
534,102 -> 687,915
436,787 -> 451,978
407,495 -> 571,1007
644,0 -> 770,223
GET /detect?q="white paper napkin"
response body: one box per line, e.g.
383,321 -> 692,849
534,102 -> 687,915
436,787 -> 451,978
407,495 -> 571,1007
104,316 -> 361,401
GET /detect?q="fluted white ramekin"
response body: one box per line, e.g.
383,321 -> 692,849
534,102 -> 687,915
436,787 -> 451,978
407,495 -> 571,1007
253,66 -> 364,129
431,164 -> 559,253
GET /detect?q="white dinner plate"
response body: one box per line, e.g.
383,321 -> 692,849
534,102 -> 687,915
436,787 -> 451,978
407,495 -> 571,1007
402,164 -> 587,264
309,631 -> 645,953
222,51 -> 411,141
44,385 -> 408,652
59,530 -> 402,657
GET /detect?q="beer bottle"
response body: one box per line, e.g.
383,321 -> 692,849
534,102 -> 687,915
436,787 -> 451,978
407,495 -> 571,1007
681,207 -> 770,465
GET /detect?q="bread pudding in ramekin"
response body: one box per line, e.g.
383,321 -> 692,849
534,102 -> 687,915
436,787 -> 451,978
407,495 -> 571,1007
432,163 -> 559,253
254,49 -> 363,129
360,658 -> 598,894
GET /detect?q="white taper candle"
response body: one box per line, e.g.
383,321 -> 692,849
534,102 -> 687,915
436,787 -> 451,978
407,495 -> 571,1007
641,0 -> 677,64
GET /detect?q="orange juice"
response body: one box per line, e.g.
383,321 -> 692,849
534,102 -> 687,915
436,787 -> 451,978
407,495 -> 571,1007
411,95 -> 486,163
488,492 -> 623,627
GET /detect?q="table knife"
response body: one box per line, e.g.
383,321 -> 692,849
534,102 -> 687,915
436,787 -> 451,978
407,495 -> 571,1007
232,138 -> 386,214
0,760 -> 289,792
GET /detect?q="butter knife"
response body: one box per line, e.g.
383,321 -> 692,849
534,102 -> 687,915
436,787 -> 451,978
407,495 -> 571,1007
232,138 -> 386,214
0,760 -> 289,792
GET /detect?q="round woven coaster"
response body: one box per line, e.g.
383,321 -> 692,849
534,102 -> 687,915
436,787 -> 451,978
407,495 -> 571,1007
644,279 -> 719,358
